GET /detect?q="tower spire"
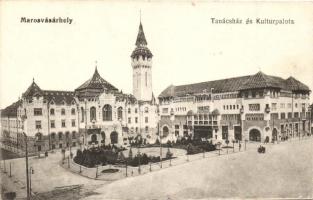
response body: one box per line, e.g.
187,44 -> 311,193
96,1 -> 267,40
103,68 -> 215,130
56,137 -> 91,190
135,19 -> 147,46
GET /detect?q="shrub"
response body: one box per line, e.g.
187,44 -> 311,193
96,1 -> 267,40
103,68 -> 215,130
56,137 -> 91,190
186,143 -> 202,155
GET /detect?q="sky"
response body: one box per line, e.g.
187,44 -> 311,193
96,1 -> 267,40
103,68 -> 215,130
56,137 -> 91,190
0,1 -> 312,108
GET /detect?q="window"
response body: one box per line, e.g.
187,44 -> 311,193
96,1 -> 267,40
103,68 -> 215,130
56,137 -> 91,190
246,114 -> 264,121
233,105 -> 235,109
280,113 -> 286,119
175,125 -> 179,129
145,72 -> 148,86
71,119 -> 76,127
162,108 -> 168,114
34,108 -> 42,116
58,132 -> 63,140
270,113 -> 279,120
280,103 -> 285,109
128,108 -> 131,114
72,131 -> 76,139
81,107 -> 84,122
145,117 -> 148,123
271,103 -> 277,111
237,105 -> 239,109
135,127 -> 138,133
66,132 -> 70,139
295,103 -> 298,108
118,107 -> 123,120
90,107 -> 96,122
288,112 -> 292,118
294,112 -> 299,118
103,104 -> 112,121
50,108 -> 55,115
135,108 -> 138,113
145,126 -> 149,132
61,108 -> 65,115
50,120 -> 55,128
144,107 -> 149,113
287,103 -> 292,108
230,105 -> 232,110
244,92 -> 249,98
71,108 -> 75,115
128,117 -> 131,123
61,120 -> 66,128
135,117 -> 138,123
226,105 -> 229,110
51,132 -> 56,140
35,121 -> 41,129
249,104 -> 260,111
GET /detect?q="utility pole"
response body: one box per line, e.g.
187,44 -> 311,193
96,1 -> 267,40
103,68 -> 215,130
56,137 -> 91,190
23,132 -> 30,200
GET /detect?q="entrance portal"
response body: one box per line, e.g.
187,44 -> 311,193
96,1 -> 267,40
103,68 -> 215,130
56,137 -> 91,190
272,128 -> 278,141
249,129 -> 261,142
110,131 -> 118,144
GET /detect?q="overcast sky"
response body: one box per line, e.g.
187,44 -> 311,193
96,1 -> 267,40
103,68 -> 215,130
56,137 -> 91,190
1,1 -> 312,108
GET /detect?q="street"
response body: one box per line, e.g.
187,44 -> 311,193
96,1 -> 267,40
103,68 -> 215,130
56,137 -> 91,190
83,138 -> 313,199
0,138 -> 312,199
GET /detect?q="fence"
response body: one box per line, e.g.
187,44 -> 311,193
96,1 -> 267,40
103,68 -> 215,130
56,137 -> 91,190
61,142 -> 249,181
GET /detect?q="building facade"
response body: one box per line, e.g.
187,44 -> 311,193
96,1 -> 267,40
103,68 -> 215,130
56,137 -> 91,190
158,72 -> 311,144
0,21 -> 158,154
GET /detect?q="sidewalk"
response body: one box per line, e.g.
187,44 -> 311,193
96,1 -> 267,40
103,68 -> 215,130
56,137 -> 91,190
0,165 -> 27,199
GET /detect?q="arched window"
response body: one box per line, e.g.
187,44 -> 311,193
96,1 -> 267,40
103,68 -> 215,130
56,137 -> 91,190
50,108 -> 55,115
51,132 -> 56,140
110,131 -> 118,144
144,107 -> 149,113
58,132 -> 63,140
81,107 -> 84,122
103,104 -> 112,121
117,107 -> 123,120
71,108 -> 76,115
72,131 -> 76,139
101,131 -> 106,144
128,108 -> 131,114
90,107 -> 96,122
65,132 -> 70,139
91,134 -> 97,143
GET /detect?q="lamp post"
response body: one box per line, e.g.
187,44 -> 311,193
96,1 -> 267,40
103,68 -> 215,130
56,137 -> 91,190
22,132 -> 30,200
29,166 -> 34,194
157,108 -> 162,168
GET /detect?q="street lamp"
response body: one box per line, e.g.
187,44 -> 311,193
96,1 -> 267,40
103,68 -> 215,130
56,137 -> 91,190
157,108 -> 162,168
29,166 -> 34,194
22,132 -> 30,200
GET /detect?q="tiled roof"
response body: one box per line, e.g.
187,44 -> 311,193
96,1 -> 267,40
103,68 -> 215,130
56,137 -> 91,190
159,71 -> 310,98
22,80 -> 75,105
131,22 -> 153,59
42,90 -> 75,105
135,22 -> 147,46
239,71 -> 286,90
22,81 -> 43,99
1,100 -> 22,118
75,68 -> 118,92
285,76 -> 310,91
159,76 -> 251,98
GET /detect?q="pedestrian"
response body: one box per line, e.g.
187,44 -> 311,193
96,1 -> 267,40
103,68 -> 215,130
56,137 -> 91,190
239,143 -> 241,151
